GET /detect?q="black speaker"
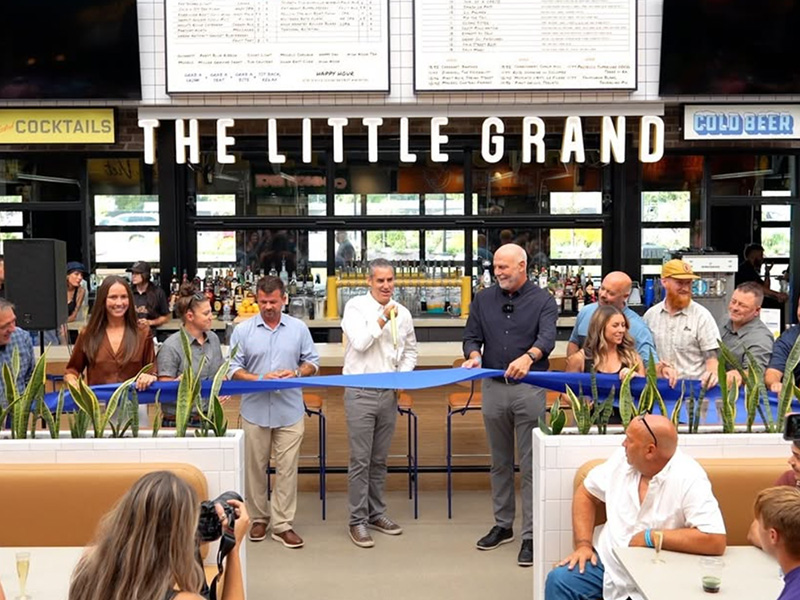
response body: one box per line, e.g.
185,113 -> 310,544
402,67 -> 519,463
5,239 -> 68,330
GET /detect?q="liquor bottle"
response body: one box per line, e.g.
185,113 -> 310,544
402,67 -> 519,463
279,259 -> 289,286
481,260 -> 492,289
538,267 -> 548,291
288,271 -> 298,297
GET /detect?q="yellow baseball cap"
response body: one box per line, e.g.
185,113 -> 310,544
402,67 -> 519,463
661,259 -> 700,280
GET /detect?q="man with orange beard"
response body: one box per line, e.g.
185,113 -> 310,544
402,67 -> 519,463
643,259 -> 720,389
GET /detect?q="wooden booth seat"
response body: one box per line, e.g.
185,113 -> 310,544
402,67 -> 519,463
0,462 -> 208,547
573,457 -> 788,546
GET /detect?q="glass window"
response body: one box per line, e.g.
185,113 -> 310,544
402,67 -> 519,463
424,194 -> 465,216
709,154 -> 793,196
473,228 -> 601,277
0,157 -> 83,202
197,195 -> 236,216
95,231 -> 160,264
94,195 -> 159,226
762,204 -> 791,222
197,231 -> 236,263
550,191 -> 602,215
0,232 -> 23,253
196,151 -> 327,217
473,150 -> 603,216
425,230 -> 466,261
0,195 -> 22,227
335,151 -> 465,217
642,191 -> 691,222
641,228 -> 691,259
366,230 -> 420,261
550,229 -> 602,260
762,227 -> 791,258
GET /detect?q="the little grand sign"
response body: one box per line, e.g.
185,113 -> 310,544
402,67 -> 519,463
138,115 -> 666,165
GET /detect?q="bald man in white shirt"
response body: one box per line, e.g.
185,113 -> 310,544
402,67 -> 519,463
341,258 -> 418,549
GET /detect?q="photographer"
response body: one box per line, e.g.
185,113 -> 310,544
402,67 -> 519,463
68,471 -> 249,600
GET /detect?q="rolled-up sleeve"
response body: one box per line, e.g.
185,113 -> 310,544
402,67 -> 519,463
532,294 -> 558,356
462,299 -> 484,358
299,326 -> 320,369
682,473 -> 727,535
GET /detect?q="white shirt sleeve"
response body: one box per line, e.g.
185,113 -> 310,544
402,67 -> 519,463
681,468 -> 727,535
397,310 -> 418,372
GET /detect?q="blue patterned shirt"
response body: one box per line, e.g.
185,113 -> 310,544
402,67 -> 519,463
0,328 -> 35,407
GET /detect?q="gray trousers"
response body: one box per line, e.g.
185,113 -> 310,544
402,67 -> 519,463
481,378 -> 546,540
344,387 -> 398,526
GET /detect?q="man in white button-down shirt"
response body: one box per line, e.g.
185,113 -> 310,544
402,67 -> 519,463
545,414 -> 726,600
341,258 -> 418,548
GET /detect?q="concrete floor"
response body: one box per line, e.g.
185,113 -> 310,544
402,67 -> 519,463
245,490 -> 534,600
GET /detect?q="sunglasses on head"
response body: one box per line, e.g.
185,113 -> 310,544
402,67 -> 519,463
639,414 -> 658,447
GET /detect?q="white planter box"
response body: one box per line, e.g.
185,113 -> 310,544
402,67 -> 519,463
531,428 -> 787,600
0,429 -> 245,569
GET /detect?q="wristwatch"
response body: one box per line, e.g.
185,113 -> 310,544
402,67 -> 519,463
525,351 -> 537,363
379,313 -> 389,323
293,368 -> 301,378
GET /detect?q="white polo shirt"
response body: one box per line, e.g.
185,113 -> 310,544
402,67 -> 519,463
643,300 -> 720,379
583,448 -> 726,600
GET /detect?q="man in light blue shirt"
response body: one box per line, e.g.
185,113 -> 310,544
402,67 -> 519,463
567,271 -> 659,365
229,276 -> 319,550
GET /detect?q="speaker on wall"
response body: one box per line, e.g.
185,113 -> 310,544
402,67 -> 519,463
4,239 -> 67,330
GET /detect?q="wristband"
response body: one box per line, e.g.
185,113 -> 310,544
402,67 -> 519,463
380,313 -> 389,323
294,368 -> 301,378
644,528 -> 653,548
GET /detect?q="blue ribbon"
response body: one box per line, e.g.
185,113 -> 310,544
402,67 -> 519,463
45,369 -> 779,425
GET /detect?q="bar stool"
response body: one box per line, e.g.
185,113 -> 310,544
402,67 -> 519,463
266,392 -> 327,520
395,391 -> 419,519
446,358 -> 485,519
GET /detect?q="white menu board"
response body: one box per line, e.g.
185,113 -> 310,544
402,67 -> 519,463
414,0 -> 636,91
165,0 -> 390,93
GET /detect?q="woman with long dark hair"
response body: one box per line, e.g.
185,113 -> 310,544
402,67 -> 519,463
566,304 -> 645,380
64,275 -> 156,391
68,471 -> 248,600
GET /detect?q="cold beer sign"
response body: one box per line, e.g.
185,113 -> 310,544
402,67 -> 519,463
684,105 -> 800,140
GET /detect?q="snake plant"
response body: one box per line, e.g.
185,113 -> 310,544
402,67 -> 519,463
2,347 -> 47,439
175,328 -> 207,437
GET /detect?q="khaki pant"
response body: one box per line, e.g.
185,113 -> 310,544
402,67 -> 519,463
242,415 -> 305,534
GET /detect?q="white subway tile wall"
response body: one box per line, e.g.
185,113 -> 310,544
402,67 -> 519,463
531,429 -> 788,600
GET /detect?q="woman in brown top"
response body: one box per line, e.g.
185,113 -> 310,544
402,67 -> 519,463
65,275 -> 157,390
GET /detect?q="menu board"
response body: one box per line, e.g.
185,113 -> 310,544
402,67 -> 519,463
165,0 -> 390,93
414,0 -> 636,91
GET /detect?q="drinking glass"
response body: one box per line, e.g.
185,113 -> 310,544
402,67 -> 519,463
16,551 -> 30,600
652,530 -> 665,564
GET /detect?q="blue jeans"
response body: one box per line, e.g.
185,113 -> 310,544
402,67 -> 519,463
545,556 -> 605,600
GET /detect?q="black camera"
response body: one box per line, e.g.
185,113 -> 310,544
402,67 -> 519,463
198,491 -> 243,542
784,413 -> 800,441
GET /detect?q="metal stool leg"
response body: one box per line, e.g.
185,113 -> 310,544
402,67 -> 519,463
319,409 -> 327,520
446,408 -> 453,519
411,408 -> 418,519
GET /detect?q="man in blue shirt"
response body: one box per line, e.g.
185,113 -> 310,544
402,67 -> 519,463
753,486 -> 800,600
766,304 -> 800,394
229,276 -> 319,550
567,271 -> 659,366
0,298 -> 35,408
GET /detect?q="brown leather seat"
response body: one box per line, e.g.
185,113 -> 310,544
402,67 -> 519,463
303,392 -> 324,411
573,457 -> 788,545
0,462 -> 207,547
